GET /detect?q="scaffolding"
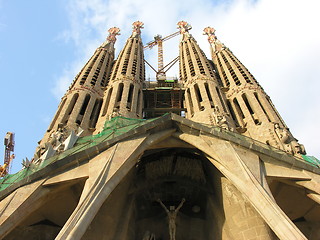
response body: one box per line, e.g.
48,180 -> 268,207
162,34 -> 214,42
1,132 -> 15,177
143,78 -> 186,118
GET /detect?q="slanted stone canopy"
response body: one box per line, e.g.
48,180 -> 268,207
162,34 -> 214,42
1,113 -> 319,239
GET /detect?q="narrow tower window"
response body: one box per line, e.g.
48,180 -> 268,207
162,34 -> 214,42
216,87 -> 227,112
116,83 -> 124,104
137,89 -> 142,117
227,100 -> 240,127
131,59 -> 137,76
194,84 -> 203,102
89,99 -> 103,129
102,87 -> 113,117
194,84 -> 203,111
62,93 -> 79,124
80,67 -> 92,85
79,94 -> 91,116
76,94 -> 91,125
204,83 -> 213,105
242,93 -> 254,115
254,92 -> 271,122
242,93 -> 260,124
128,84 -> 134,103
187,89 -> 194,116
100,56 -> 112,87
127,84 -> 134,110
233,98 -> 245,119
217,57 -> 230,87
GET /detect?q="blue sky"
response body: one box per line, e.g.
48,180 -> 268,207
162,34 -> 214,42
0,0 -> 319,174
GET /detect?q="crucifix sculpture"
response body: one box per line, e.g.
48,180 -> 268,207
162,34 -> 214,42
157,198 -> 185,240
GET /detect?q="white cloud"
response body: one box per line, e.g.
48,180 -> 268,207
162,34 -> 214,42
55,0 -> 320,157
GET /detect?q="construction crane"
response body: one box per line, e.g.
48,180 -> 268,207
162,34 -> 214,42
1,132 -> 15,177
144,30 -> 182,81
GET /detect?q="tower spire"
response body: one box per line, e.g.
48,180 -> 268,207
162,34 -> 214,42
204,27 -> 306,156
95,21 -> 145,132
203,27 -> 224,57
101,27 -> 121,49
35,27 -> 119,160
131,20 -> 144,38
178,21 -> 235,130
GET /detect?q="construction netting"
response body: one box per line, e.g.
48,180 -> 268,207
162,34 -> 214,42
1,115 -> 320,192
0,116 -> 157,192
76,116 -> 152,146
301,155 -> 320,168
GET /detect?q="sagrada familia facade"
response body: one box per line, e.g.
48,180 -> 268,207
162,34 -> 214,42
0,21 -> 319,240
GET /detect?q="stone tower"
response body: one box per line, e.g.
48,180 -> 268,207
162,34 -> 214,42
34,27 -> 120,160
203,27 -> 305,156
95,21 -> 145,133
178,21 -> 235,130
1,21 -> 320,240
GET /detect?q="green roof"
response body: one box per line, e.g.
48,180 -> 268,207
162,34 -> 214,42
0,116 -> 158,192
1,114 -> 319,195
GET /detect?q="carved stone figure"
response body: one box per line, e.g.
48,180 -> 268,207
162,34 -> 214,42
274,123 -> 290,144
213,106 -> 229,130
274,123 -> 306,155
109,108 -> 121,120
157,198 -> 185,240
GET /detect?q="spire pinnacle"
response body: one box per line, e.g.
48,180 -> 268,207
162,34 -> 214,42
203,26 -> 223,52
177,21 -> 192,33
101,27 -> 120,48
107,27 -> 121,43
203,27 -> 216,43
177,21 -> 192,41
132,21 -> 144,37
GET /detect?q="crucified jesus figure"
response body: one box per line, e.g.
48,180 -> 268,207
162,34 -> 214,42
157,198 -> 185,240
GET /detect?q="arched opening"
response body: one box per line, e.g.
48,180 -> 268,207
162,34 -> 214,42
76,94 -> 91,125
233,97 -> 245,120
61,93 -> 79,124
82,147 -> 277,240
136,89 -> 142,117
186,89 -> 194,116
116,83 -> 124,107
268,179 -> 320,239
102,87 -> 113,117
204,83 -> 214,108
4,179 -> 86,240
83,148 -> 218,239
242,93 -> 260,125
89,98 -> 103,129
226,100 -> 240,127
127,84 -> 134,110
193,84 -> 203,111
